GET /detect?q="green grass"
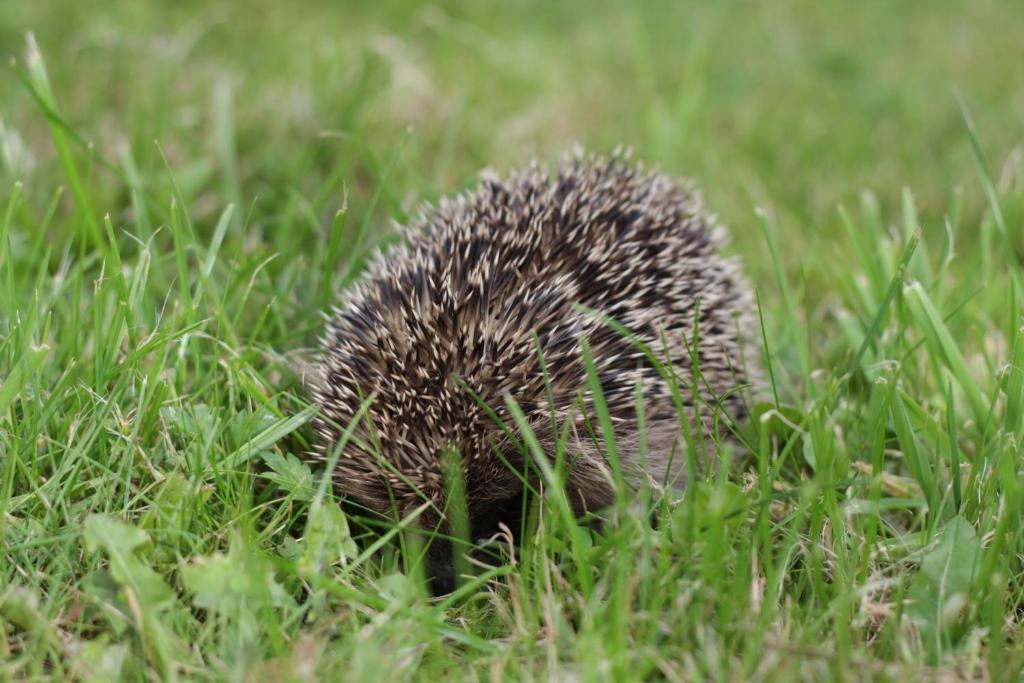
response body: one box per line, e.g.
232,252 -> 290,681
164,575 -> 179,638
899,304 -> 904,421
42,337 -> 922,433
2,0 -> 1024,680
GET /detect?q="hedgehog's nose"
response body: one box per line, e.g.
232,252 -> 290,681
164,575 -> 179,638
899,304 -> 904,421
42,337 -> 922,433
423,536 -> 457,596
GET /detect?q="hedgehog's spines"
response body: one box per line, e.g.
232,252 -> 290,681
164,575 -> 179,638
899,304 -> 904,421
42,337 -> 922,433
310,147 -> 756,535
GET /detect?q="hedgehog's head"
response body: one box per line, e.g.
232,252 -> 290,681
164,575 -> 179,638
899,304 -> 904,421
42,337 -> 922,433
309,358 -> 536,594
310,307 -> 550,593
309,291 -> 618,594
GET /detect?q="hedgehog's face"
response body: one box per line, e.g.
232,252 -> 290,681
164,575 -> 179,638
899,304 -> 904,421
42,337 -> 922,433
312,362 -> 539,592
313,378 -> 623,593
312,332 -> 629,593
417,479 -> 531,595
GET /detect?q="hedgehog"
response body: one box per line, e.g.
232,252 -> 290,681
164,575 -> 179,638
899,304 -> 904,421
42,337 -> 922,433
309,150 -> 756,594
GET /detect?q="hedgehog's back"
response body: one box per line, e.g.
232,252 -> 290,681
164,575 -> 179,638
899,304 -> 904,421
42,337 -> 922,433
311,151 -> 753,515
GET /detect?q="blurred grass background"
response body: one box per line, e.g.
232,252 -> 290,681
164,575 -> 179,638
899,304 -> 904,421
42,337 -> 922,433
3,0 -> 1023,273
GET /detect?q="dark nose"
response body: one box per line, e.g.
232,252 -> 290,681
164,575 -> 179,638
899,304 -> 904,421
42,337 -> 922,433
423,535 -> 457,596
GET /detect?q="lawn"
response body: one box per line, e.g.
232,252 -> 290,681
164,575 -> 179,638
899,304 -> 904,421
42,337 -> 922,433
2,0 -> 1024,680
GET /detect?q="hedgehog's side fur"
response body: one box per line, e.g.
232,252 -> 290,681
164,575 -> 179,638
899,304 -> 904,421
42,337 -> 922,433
309,150 -> 756,592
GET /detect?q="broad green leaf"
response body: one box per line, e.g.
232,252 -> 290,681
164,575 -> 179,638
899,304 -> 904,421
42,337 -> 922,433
83,515 -> 175,609
907,516 -> 982,658
182,536 -> 293,645
219,405 -> 316,473
298,499 -> 358,576
260,450 -> 317,502
183,545 -> 288,610
70,639 -> 130,683
82,515 -> 184,677
0,586 -> 61,648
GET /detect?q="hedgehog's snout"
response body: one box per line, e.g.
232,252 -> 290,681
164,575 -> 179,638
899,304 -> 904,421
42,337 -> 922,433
420,485 -> 528,596
423,535 -> 458,596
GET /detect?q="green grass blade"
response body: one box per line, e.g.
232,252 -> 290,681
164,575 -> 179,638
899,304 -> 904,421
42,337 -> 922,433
903,280 -> 989,432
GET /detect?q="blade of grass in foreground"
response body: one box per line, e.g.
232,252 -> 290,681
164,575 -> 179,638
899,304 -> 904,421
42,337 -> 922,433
0,343 -> 49,417
504,394 -> 595,598
1003,275 -> 1024,435
22,34 -> 103,251
958,94 -> 1008,239
440,446 -> 473,590
890,389 -> 937,516
1,182 -> 21,312
757,208 -> 810,377
846,229 -> 920,380
580,337 -> 625,500
904,280 -> 989,432
218,405 -> 317,476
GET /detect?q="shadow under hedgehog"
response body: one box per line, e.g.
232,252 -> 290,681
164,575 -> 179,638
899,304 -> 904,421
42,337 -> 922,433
307,149 -> 757,594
